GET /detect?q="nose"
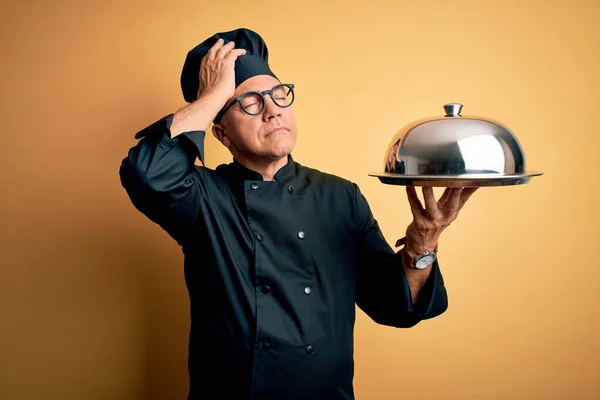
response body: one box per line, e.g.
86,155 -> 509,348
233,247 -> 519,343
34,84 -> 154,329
262,94 -> 282,122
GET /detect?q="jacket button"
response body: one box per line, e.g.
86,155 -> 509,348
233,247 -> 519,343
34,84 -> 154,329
297,231 -> 305,239
256,233 -> 263,241
261,285 -> 271,294
261,341 -> 271,350
304,286 -> 311,295
287,185 -> 294,193
250,183 -> 259,190
305,345 -> 315,355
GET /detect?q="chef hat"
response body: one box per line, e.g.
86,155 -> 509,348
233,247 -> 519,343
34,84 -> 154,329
180,27 -> 279,103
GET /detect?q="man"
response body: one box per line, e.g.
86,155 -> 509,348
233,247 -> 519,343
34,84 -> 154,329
119,28 -> 477,400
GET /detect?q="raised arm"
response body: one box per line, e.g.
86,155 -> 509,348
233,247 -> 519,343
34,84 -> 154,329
118,39 -> 246,244
354,185 -> 478,328
353,184 -> 448,328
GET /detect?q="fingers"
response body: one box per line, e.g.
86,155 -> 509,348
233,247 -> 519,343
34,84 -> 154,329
439,188 -> 462,207
207,40 -> 246,67
206,38 -> 241,60
443,187 -> 478,212
422,186 -> 438,215
406,186 -> 424,217
438,187 -> 453,205
216,39 -> 236,59
446,187 -> 464,210
225,48 -> 247,62
206,38 -> 225,60
458,187 -> 479,211
408,185 -> 478,221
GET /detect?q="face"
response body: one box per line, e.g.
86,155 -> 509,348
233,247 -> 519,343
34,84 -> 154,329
212,75 -> 298,164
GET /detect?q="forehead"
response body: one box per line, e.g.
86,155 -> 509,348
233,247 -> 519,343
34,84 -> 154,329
233,75 -> 281,97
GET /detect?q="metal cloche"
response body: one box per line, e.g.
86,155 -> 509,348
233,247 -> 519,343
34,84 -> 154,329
369,103 -> 543,187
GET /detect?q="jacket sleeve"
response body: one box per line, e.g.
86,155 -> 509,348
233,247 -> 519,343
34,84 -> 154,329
353,183 -> 448,328
119,113 -> 207,245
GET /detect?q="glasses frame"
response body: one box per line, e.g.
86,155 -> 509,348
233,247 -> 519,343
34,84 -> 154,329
215,83 -> 295,123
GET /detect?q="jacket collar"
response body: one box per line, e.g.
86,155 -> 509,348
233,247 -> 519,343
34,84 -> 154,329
224,154 -> 297,183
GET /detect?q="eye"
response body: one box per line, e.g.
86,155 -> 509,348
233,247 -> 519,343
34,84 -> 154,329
240,93 -> 263,108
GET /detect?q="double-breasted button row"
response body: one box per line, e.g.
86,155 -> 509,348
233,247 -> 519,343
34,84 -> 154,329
248,184 -> 294,192
255,231 -> 305,241
260,341 -> 315,355
258,286 -> 311,295
258,284 -> 312,296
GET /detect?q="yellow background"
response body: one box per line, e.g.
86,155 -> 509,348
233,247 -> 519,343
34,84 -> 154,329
1,0 -> 598,399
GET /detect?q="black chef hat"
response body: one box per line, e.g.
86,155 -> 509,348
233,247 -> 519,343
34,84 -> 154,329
180,28 -> 279,103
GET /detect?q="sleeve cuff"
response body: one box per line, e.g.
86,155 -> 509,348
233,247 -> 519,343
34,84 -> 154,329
180,130 -> 206,166
399,256 -> 448,318
134,113 -> 206,165
134,113 -> 174,139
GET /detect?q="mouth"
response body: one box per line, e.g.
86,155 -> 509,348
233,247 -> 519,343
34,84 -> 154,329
266,127 -> 288,136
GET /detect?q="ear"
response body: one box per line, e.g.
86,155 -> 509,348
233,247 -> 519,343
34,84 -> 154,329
212,124 -> 231,148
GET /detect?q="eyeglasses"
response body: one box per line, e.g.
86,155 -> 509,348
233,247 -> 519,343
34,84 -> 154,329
215,83 -> 295,123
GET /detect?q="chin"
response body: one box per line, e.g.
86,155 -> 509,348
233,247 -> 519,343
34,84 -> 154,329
268,138 -> 296,157
269,147 -> 293,160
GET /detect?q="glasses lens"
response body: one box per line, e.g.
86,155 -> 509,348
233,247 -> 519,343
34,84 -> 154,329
271,84 -> 294,107
240,93 -> 264,115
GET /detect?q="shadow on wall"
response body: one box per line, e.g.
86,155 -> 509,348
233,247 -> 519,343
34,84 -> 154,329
108,193 -> 191,399
109,90 -> 192,399
108,101 -> 192,399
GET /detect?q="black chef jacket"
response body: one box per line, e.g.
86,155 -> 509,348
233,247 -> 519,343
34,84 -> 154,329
119,113 -> 448,400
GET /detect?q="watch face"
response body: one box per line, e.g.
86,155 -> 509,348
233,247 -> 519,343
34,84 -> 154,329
415,254 -> 436,269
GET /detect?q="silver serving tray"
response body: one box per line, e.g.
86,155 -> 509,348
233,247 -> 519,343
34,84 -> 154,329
369,171 -> 544,187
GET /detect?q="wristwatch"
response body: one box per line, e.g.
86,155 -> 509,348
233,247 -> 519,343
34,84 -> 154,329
396,236 -> 438,270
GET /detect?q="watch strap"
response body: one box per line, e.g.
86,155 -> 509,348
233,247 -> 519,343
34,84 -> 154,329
396,236 -> 438,269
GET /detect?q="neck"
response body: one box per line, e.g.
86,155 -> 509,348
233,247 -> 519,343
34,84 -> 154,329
236,155 -> 289,181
